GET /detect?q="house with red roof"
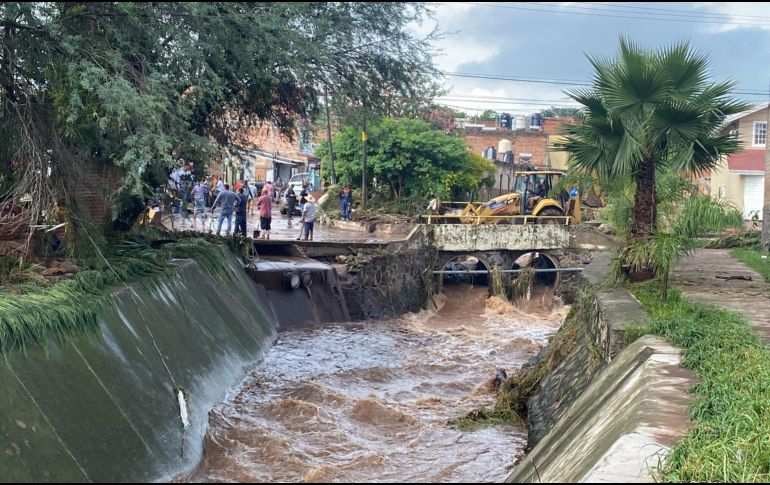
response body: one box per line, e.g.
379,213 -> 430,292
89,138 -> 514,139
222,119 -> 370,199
710,104 -> 768,220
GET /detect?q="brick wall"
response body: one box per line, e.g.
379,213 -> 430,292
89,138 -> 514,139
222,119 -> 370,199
542,116 -> 581,134
240,125 -> 306,161
463,128 -> 549,166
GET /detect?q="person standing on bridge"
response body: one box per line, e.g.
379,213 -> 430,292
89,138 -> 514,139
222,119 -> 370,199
235,187 -> 249,238
340,184 -> 352,221
211,184 -> 238,236
299,194 -> 317,241
257,186 -> 273,240
191,180 -> 206,224
285,185 -> 297,225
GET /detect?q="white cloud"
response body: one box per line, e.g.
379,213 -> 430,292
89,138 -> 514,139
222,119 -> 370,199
435,82 -> 579,115
693,2 -> 770,33
411,3 -> 502,72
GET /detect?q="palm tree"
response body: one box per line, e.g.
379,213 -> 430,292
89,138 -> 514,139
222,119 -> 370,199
557,38 -> 749,248
607,171 -> 743,299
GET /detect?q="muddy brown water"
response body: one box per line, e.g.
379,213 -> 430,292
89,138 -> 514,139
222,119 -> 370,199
180,285 -> 566,483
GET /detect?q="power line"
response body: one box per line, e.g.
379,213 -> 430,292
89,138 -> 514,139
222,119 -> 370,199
442,103 -> 552,113
442,71 -> 770,97
438,99 -> 580,107
459,2 -> 770,27
446,72 -> 591,87
437,94 -> 575,103
530,1 -> 770,24
578,2 -> 770,22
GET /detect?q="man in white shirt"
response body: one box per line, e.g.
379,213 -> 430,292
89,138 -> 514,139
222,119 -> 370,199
298,194 -> 317,241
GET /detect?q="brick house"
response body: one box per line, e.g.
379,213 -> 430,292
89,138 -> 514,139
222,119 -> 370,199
460,116 -> 581,195
710,104 -> 768,220
225,122 -> 324,186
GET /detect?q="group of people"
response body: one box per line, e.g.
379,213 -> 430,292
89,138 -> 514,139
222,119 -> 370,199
283,180 -> 316,241
207,178 -> 319,241
168,168 -> 358,242
209,182 -> 275,239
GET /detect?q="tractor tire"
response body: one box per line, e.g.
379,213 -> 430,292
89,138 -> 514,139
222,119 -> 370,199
537,207 -> 564,225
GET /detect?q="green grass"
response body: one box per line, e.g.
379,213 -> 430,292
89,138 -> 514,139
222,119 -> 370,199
0,236 -> 226,354
634,283 -> 770,483
732,248 -> 770,283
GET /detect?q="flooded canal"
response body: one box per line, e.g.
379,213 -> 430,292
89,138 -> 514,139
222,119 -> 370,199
180,285 -> 566,482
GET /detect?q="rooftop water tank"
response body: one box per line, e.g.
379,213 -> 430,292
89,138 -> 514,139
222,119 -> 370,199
498,139 -> 513,154
530,113 -> 544,130
515,115 -> 527,130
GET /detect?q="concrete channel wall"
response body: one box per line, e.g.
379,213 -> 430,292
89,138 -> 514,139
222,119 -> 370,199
508,252 -> 695,483
0,248 -> 276,483
508,337 -> 693,483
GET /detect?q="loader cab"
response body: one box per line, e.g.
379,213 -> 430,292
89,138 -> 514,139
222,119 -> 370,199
513,171 -> 565,214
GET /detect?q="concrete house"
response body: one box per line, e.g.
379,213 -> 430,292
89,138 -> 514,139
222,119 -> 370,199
710,104 -> 768,220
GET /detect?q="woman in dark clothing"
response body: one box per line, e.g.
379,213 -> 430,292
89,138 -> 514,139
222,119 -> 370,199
285,186 -> 297,223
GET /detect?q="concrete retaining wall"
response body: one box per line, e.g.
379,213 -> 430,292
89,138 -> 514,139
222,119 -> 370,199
525,252 -> 651,444
0,248 -> 276,482
337,246 -> 437,320
508,252 -> 694,483
508,337 -> 694,483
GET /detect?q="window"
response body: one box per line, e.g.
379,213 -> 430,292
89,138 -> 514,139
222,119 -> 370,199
753,121 -> 767,147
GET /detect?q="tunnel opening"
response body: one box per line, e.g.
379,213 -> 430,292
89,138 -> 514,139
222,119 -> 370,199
512,252 -> 559,288
441,255 -> 490,287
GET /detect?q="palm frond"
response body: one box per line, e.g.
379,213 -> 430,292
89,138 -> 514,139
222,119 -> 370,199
674,195 -> 743,238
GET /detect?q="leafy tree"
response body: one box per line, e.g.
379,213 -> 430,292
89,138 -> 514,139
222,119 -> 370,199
556,38 -> 748,277
480,109 -> 498,120
420,104 -> 464,133
319,117 -> 494,201
541,106 -> 584,119
0,2 -> 440,242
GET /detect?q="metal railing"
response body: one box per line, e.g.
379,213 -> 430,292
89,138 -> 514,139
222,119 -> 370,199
432,268 -> 582,275
419,213 -> 572,225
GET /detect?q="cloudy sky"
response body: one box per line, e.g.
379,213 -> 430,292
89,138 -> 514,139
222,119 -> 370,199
415,2 -> 770,115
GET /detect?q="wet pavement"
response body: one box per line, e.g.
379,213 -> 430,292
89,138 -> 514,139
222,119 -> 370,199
163,202 -> 395,244
671,249 -> 770,343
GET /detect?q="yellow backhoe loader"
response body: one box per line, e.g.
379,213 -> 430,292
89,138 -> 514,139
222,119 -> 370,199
459,170 -> 581,225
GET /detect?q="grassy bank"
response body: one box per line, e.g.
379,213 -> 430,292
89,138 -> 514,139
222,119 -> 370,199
633,283 -> 770,483
0,237 -> 226,354
731,248 -> 770,283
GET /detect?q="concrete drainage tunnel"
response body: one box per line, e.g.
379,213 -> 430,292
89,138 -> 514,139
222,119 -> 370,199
439,252 -> 561,292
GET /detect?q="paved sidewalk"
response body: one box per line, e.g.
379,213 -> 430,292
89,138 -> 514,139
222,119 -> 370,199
671,249 -> 770,342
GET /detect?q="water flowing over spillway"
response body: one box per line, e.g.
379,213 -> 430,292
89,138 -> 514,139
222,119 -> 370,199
180,285 -> 567,482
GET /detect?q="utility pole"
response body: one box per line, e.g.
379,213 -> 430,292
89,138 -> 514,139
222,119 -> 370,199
763,87 -> 770,250
361,113 -> 367,210
324,86 -> 335,185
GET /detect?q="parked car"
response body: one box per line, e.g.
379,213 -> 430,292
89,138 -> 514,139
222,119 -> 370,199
279,191 -> 302,215
279,173 -> 316,215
